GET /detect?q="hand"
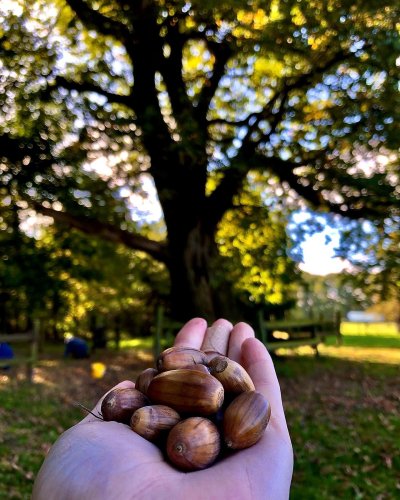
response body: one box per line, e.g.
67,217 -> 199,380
32,319 -> 293,500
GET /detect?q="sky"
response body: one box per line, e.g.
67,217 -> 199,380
289,210 -> 351,276
298,231 -> 349,275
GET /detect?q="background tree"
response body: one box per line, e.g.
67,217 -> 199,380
337,216 -> 400,321
0,209 -> 169,339
1,0 -> 399,321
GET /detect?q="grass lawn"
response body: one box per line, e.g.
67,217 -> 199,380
0,324 -> 399,499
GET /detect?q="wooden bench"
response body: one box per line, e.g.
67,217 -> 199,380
0,320 -> 40,382
257,313 -> 342,356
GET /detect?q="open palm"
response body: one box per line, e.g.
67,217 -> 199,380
33,319 -> 293,500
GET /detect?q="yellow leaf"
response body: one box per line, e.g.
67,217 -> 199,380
254,9 -> 268,30
291,5 -> 306,26
254,57 -> 284,77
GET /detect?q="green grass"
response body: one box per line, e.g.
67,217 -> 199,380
275,322 -> 400,365
289,407 -> 400,499
0,381 -> 82,500
276,359 -> 400,499
328,333 -> 400,349
1,327 -> 399,499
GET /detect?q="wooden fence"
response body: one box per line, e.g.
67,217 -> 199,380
0,319 -> 40,382
257,312 -> 342,355
153,307 -> 342,357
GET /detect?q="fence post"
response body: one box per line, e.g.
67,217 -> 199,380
335,311 -> 342,345
27,319 -> 40,382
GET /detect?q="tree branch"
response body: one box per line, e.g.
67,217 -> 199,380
205,149 -> 253,232
159,20 -> 197,132
126,4 -> 174,157
252,154 -> 395,219
51,76 -> 132,107
208,49 -> 349,144
65,0 -> 131,42
31,202 -> 168,263
196,40 -> 233,122
240,49 -> 352,148
260,155 -> 325,206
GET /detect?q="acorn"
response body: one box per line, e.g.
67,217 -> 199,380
166,417 -> 221,471
185,363 -> 210,374
147,369 -> 224,415
135,368 -> 158,396
101,387 -> 149,424
209,355 -> 255,394
223,391 -> 271,450
130,405 -> 181,441
203,350 -> 222,364
157,346 -> 208,372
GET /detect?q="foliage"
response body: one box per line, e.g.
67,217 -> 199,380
0,217 -> 169,337
0,206 -> 68,332
287,271 -> 369,320
216,177 -> 299,307
367,299 -> 400,322
332,216 -> 400,316
1,0 -> 399,318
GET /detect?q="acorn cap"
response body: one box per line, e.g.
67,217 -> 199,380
209,355 -> 255,394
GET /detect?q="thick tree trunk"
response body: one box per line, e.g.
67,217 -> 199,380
167,223 -> 237,322
167,224 -> 216,321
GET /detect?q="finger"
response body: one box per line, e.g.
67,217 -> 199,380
227,322 -> 255,362
200,319 -> 233,355
80,380 -> 135,424
241,338 -> 288,429
174,317 -> 208,349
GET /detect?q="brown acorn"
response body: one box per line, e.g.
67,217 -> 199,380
130,405 -> 181,441
135,368 -> 158,396
203,350 -> 222,364
147,369 -> 224,415
185,363 -> 210,374
209,355 -> 255,394
223,391 -> 271,450
157,346 -> 208,372
166,417 -> 221,471
101,387 -> 149,424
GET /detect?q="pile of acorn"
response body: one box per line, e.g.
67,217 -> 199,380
100,346 -> 271,471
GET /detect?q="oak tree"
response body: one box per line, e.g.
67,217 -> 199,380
1,0 -> 399,320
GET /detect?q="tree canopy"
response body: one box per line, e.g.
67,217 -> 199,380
1,0 -> 399,320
